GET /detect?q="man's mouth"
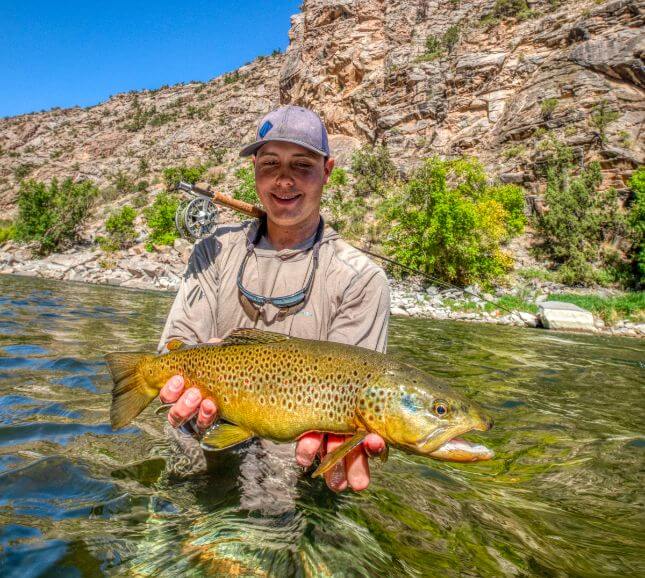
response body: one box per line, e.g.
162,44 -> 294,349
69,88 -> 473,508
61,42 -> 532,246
271,192 -> 302,205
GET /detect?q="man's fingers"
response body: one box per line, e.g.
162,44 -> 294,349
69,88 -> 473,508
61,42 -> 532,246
345,444 -> 370,491
295,432 -> 324,467
167,387 -> 202,428
195,398 -> 218,432
159,375 -> 185,404
364,433 -> 386,457
324,434 -> 348,493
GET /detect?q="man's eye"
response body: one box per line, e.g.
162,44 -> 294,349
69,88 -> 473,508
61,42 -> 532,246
295,163 -> 312,169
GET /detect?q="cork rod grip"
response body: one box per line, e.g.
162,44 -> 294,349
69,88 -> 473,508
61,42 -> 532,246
193,182 -> 266,218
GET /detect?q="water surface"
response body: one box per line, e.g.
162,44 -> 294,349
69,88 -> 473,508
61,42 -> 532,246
0,275 -> 643,577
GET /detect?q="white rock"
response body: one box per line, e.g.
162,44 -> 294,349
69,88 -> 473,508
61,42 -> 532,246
539,301 -> 595,332
391,306 -> 409,316
519,311 -> 539,328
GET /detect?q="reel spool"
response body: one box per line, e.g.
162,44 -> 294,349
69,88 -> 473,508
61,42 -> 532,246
175,196 -> 219,240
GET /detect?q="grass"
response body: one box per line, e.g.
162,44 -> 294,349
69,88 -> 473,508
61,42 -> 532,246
547,293 -> 645,324
443,295 -> 539,315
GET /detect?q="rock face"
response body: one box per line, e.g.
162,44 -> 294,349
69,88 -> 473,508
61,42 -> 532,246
539,300 -> 596,331
0,0 -> 642,218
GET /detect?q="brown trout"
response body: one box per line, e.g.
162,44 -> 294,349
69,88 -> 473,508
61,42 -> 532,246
105,329 -> 493,476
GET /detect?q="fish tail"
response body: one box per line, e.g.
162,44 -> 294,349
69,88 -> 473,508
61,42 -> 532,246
105,352 -> 157,429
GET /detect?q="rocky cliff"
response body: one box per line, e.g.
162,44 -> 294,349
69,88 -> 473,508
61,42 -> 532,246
0,0 -> 642,215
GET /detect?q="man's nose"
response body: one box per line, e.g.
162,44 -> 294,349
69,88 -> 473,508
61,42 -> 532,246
275,166 -> 295,187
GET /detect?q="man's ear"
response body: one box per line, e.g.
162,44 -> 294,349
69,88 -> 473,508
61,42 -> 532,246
322,157 -> 335,184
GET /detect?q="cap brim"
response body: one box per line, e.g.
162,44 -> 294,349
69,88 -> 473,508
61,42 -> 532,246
239,137 -> 327,158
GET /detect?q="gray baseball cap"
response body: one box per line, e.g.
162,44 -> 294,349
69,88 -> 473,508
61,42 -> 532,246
239,105 -> 331,158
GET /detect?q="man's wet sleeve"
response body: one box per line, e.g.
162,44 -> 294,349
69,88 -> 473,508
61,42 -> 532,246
157,245 -> 217,353
327,268 -> 390,353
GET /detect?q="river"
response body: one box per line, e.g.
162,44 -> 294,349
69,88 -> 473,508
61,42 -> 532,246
0,275 -> 642,577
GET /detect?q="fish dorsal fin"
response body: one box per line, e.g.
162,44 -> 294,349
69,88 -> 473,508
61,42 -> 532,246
219,328 -> 290,347
166,339 -> 187,351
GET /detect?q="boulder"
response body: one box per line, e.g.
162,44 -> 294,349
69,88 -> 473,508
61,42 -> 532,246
391,306 -> 409,316
539,301 -> 595,332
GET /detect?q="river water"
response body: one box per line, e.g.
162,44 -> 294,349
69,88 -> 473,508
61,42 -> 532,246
0,275 -> 642,577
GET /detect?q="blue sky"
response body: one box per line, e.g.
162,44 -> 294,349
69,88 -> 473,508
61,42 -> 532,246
1,0 -> 301,117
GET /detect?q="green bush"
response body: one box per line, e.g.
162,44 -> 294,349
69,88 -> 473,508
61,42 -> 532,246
534,141 -> 626,286
379,157 -> 526,285
322,169 -> 368,240
232,167 -> 260,205
13,163 -> 36,180
0,221 -> 15,244
162,164 -> 208,192
627,167 -> 645,287
143,192 -> 180,250
99,205 -> 138,252
589,100 -> 620,142
327,167 -> 348,188
491,0 -> 533,19
15,178 -> 98,254
540,98 -> 558,120
442,25 -> 460,53
351,145 -> 397,198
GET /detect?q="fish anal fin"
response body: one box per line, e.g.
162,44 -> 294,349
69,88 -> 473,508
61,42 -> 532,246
200,423 -> 254,451
220,328 -> 290,347
312,431 -> 368,478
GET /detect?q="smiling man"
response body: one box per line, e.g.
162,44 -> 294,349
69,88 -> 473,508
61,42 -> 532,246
157,105 -> 390,493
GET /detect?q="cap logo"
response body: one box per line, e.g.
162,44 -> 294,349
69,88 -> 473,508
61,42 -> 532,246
258,120 -> 273,138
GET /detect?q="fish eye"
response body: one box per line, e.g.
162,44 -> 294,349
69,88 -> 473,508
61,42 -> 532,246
433,400 -> 449,417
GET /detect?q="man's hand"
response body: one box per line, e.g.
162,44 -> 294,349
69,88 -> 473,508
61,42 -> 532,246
159,338 -> 221,433
295,432 -> 386,492
159,375 -> 219,432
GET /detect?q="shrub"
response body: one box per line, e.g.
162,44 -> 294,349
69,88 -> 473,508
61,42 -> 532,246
162,164 -> 208,192
15,178 -> 98,254
143,192 -> 180,250
223,71 -> 241,85
0,221 -> 15,243
442,25 -> 460,53
589,100 -> 620,142
111,171 -> 135,194
232,167 -> 260,205
379,157 -> 526,285
627,167 -> 645,287
534,141 -> 626,285
322,168 -> 368,240
418,35 -> 442,61
351,145 -> 397,198
99,205 -> 137,252
540,98 -> 558,120
13,163 -> 35,180
491,0 -> 533,20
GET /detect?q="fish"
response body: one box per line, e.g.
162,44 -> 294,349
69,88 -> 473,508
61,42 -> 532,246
105,328 -> 494,477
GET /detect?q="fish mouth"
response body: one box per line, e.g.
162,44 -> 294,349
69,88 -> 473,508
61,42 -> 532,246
416,417 -> 494,462
428,437 -> 494,462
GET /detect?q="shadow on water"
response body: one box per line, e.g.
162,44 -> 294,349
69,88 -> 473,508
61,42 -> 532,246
0,275 -> 643,576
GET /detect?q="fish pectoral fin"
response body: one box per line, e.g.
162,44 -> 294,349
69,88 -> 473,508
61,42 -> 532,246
312,431 -> 368,478
200,423 -> 254,451
379,444 -> 389,464
154,403 -> 174,415
220,328 -> 290,347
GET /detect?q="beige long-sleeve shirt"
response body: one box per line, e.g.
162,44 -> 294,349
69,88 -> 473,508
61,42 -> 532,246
158,219 -> 390,353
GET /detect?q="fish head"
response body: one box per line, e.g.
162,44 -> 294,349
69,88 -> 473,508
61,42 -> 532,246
357,368 -> 494,462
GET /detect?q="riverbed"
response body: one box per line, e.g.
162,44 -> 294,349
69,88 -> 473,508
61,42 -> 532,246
0,275 -> 642,576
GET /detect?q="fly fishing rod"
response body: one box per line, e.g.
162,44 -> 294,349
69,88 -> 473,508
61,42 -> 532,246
174,182 -> 519,316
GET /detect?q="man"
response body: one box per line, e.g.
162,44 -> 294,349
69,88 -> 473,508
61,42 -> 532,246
157,105 -> 389,492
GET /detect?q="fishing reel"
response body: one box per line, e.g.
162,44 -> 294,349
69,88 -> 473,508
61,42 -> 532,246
174,182 -> 220,240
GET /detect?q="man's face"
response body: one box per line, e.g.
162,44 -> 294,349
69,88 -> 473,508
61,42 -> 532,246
253,141 -> 334,229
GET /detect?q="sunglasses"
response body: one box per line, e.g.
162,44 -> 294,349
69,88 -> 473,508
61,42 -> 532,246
237,218 -> 323,309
